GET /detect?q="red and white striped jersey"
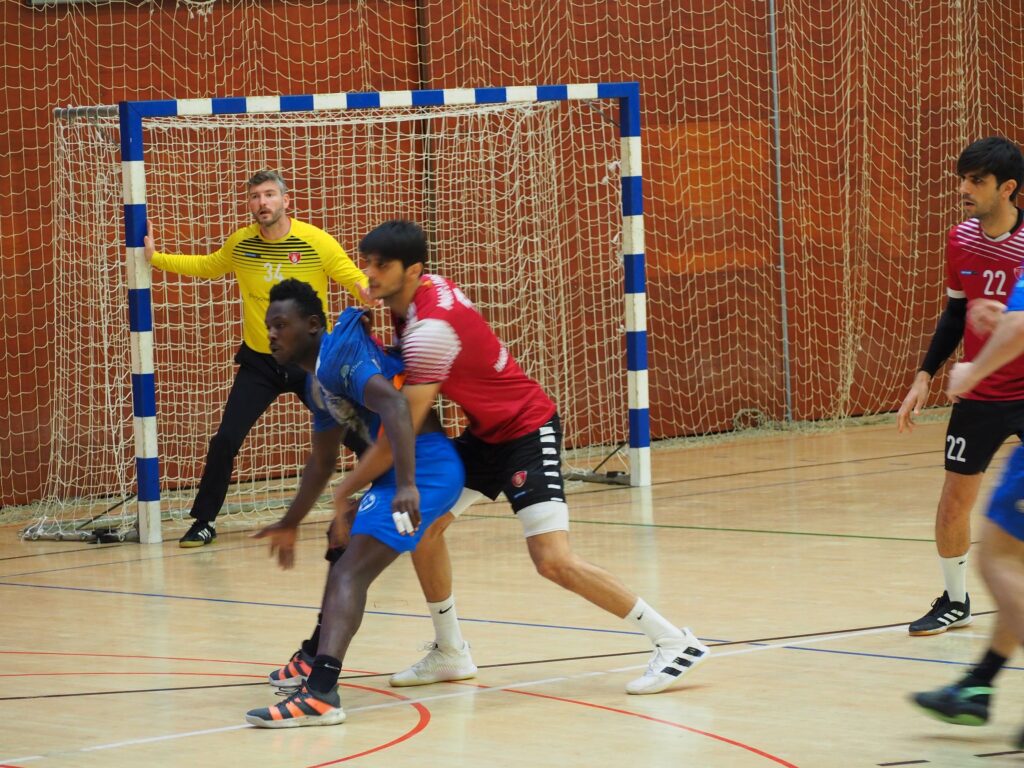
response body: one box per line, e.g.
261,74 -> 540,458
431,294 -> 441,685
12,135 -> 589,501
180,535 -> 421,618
394,275 -> 556,443
946,214 -> 1024,400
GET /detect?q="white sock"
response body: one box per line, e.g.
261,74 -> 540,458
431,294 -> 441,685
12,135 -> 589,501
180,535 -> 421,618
627,598 -> 682,644
428,596 -> 466,651
941,553 -> 969,604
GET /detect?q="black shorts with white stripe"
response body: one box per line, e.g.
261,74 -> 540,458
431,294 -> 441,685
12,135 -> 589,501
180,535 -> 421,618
454,414 -> 566,514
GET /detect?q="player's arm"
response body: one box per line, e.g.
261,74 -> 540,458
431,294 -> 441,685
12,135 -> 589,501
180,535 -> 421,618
360,374 -> 419,514
253,424 -> 344,569
331,381 -> 441,535
144,223 -> 233,278
967,297 -> 1007,336
947,309 -> 1024,399
897,296 -> 967,432
320,233 -> 372,305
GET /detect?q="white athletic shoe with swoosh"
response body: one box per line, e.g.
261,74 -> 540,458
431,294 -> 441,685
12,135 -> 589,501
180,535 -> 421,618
389,641 -> 478,687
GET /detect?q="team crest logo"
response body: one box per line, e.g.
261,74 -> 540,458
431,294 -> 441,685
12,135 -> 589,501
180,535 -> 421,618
511,470 -> 527,488
288,251 -> 302,263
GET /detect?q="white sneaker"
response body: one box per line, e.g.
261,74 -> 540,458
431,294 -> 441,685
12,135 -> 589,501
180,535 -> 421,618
626,628 -> 709,695
389,641 -> 478,687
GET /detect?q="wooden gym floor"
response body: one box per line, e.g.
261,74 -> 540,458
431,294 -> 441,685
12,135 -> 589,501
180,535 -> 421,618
2,417 -> 1023,767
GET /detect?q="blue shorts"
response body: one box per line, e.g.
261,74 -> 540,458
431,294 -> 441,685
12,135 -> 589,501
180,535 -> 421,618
350,431 -> 464,553
986,444 -> 1024,541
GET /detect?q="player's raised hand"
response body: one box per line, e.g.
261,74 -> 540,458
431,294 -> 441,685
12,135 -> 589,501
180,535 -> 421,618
897,370 -> 932,433
967,298 -> 1006,337
252,521 -> 298,569
391,484 -> 421,536
143,222 -> 156,264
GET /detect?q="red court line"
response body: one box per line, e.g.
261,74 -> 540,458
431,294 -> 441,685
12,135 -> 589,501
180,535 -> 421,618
4,653 -> 429,767
309,682 -> 430,767
0,672 -> 265,679
506,688 -> 799,768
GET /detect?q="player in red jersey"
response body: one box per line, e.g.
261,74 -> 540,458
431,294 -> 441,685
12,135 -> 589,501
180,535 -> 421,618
914,281 -> 1024,740
898,137 -> 1024,648
327,219 -> 708,695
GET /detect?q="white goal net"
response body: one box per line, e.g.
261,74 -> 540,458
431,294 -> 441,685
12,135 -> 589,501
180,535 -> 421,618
25,97 -> 630,540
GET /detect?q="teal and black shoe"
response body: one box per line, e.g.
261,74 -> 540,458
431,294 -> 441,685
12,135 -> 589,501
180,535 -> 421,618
911,684 -> 992,726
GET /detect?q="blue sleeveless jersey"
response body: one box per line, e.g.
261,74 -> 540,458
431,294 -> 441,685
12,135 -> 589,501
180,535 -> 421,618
306,307 -> 403,438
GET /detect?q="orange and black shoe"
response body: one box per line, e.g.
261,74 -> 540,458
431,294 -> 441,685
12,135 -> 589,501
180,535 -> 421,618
245,684 -> 346,728
268,648 -> 314,688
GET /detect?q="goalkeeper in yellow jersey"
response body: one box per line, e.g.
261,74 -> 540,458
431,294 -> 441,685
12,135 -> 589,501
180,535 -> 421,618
144,170 -> 370,547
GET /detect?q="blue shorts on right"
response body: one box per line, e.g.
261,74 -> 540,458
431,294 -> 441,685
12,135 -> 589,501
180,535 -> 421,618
986,444 -> 1024,541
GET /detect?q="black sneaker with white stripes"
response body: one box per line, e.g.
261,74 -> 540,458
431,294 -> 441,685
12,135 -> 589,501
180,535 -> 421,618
909,591 -> 971,636
178,520 -> 217,548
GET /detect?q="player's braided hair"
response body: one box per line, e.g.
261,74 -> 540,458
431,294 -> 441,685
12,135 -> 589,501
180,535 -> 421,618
269,279 -> 326,326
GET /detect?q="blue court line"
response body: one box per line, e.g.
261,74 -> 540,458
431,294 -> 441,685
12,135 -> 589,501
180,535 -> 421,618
776,643 -> 1024,674
0,580 -> 650,637
2,579 -> 1021,675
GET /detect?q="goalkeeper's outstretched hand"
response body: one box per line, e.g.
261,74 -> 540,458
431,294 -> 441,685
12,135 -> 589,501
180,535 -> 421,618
143,222 -> 156,264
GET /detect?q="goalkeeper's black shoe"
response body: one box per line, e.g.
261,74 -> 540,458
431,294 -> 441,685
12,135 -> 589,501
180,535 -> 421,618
179,520 -> 217,548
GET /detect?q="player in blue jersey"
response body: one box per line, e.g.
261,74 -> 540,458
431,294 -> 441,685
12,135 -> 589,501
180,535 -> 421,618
912,279 -> 1024,744
243,278 -> 463,729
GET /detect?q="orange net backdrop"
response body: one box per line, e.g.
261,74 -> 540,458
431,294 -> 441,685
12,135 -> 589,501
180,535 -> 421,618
3,0 -> 1023,512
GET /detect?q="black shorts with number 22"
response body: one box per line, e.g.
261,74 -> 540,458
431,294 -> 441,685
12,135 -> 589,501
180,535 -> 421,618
944,398 -> 1024,474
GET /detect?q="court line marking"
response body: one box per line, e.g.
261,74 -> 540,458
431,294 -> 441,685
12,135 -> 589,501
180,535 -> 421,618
0,581 -> 659,637
606,624 -> 906,672
462,512 -> 938,542
2,579 -> 999,650
0,575 -> 1006,648
5,433 -> 999,565
4,618 -> 1019,704
1,622 -> 1007,766
0,642 -> 810,768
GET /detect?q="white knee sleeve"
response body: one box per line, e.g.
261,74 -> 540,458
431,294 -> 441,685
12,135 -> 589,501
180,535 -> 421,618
518,501 -> 570,537
449,488 -> 485,517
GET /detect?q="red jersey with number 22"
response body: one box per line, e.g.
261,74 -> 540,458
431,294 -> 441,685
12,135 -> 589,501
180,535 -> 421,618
395,275 -> 556,443
946,216 -> 1024,400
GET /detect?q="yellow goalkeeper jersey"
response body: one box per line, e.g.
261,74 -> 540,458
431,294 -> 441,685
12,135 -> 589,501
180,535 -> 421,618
152,219 -> 367,354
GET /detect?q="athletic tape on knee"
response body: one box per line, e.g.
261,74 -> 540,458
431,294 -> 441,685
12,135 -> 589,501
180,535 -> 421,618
450,488 -> 485,517
518,501 -> 569,537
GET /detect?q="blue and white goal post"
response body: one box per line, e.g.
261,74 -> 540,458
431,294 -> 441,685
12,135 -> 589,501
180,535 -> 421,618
119,82 -> 650,544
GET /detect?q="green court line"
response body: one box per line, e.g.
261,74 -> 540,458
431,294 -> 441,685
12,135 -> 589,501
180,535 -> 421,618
459,513 -> 933,543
